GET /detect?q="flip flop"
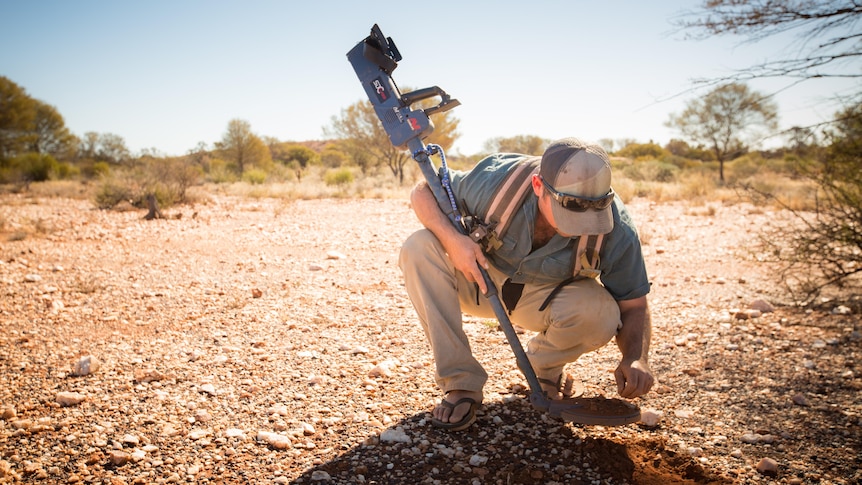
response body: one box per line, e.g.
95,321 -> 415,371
430,397 -> 480,432
538,373 -> 584,399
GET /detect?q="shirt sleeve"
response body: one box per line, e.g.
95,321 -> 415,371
598,202 -> 651,301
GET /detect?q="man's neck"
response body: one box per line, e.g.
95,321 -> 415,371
532,210 -> 557,252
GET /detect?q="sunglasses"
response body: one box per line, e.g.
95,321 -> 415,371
540,177 -> 615,212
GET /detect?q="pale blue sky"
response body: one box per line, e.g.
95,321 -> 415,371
2,1 -> 857,156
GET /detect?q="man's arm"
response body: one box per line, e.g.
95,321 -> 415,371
410,180 -> 490,294
613,296 -> 655,398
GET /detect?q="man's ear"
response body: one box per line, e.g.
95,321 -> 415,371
531,174 -> 544,197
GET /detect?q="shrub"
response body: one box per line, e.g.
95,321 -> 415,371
94,178 -> 135,209
617,142 -> 668,160
242,169 -> 268,185
12,153 -> 59,182
622,160 -> 678,182
324,168 -> 354,186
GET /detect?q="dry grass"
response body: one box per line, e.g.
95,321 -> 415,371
0,162 -> 819,214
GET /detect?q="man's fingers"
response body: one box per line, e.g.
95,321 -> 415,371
614,368 -> 625,395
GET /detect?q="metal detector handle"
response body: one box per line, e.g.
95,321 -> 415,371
401,86 -> 462,117
406,138 -> 550,412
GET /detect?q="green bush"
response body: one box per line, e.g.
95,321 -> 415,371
617,142 -> 668,160
242,168 -> 268,185
13,153 -> 59,182
622,160 -> 678,182
94,178 -> 134,209
92,162 -> 111,177
324,168 -> 354,186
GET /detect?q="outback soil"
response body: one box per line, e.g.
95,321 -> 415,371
0,193 -> 859,485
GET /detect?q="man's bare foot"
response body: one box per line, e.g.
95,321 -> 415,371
432,390 -> 483,424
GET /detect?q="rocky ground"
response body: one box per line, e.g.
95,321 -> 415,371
0,192 -> 859,485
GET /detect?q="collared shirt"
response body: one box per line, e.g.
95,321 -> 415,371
450,153 -> 650,301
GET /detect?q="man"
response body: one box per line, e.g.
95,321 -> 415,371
399,137 -> 654,431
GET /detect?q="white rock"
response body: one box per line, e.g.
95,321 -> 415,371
311,470 -> 331,481
24,274 -> 42,282
199,383 -> 216,396
380,427 -> 411,444
257,431 -> 292,450
369,359 -> 399,378
639,409 -> 663,427
673,409 -> 694,419
71,355 -> 100,376
56,391 -> 86,407
832,305 -> 852,315
740,433 -> 761,444
326,250 -> 347,260
188,429 -> 210,440
225,428 -> 246,439
121,434 -> 140,445
469,454 -> 489,466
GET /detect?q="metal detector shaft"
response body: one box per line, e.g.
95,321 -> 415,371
406,138 -> 551,412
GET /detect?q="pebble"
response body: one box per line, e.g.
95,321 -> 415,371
748,299 -> 775,313
311,470 -> 331,481
792,393 -> 810,406
756,457 -> 778,476
639,409 -> 663,427
109,450 -> 130,466
56,391 -> 86,407
71,355 -> 100,376
469,454 -> 489,466
257,431 -> 292,450
380,427 -> 411,444
1,406 -> 16,420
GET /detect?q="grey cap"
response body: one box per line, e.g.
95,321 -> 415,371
539,138 -> 614,236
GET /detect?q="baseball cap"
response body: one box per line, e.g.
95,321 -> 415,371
539,138 -> 615,236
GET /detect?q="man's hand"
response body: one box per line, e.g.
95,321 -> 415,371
614,358 -> 654,399
410,181 -> 490,294
444,234 -> 490,295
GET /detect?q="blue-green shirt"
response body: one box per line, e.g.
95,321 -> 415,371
450,153 -> 650,301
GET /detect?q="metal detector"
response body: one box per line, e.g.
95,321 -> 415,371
346,25 -> 640,426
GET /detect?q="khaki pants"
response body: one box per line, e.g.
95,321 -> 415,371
399,229 -> 621,393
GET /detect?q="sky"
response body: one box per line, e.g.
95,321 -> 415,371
1,1 -> 858,157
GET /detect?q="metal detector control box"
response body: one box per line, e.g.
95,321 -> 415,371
346,24 -> 460,147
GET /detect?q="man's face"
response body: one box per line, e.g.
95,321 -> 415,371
531,174 -> 575,238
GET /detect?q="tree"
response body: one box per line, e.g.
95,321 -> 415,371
666,83 -> 778,181
754,102 -> 862,300
675,1 -> 861,86
30,101 -> 76,159
327,94 -> 461,184
483,135 -> 548,155
217,118 -> 270,174
0,77 -> 38,160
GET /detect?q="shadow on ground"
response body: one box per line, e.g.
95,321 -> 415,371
291,398 -> 728,484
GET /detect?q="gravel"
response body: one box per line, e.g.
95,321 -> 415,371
0,193 -> 859,484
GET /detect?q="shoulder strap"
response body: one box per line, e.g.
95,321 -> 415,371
572,233 -> 606,279
484,157 -> 540,245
